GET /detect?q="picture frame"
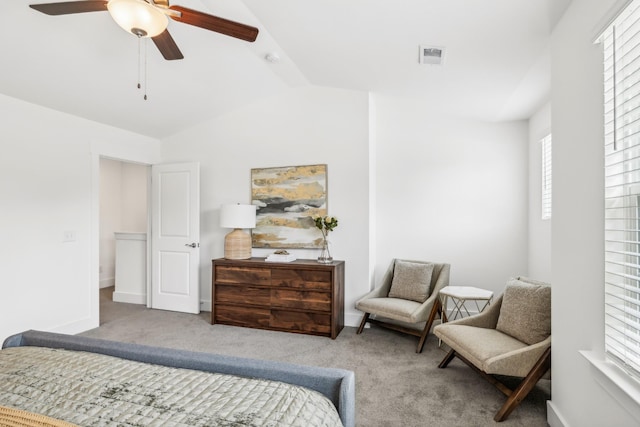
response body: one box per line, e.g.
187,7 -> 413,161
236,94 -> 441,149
251,164 -> 327,248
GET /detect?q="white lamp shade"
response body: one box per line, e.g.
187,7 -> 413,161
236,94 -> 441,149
220,204 -> 256,229
107,0 -> 168,37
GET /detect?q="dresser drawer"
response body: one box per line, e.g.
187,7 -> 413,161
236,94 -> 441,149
215,266 -> 271,286
216,284 -> 270,306
271,269 -> 332,290
270,309 -> 331,334
271,289 -> 331,312
214,305 -> 270,328
212,258 -> 344,338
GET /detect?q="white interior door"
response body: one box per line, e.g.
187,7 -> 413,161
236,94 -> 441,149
151,162 -> 200,313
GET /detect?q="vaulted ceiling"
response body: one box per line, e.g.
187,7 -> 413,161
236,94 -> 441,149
1,0 -> 571,138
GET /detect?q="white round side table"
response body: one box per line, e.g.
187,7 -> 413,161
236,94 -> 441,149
439,285 -> 494,323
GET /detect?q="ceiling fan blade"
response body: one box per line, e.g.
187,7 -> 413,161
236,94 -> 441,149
169,5 -> 258,42
152,30 -> 184,61
29,1 -> 108,15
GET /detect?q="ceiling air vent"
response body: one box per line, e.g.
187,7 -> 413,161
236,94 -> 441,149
419,45 -> 445,65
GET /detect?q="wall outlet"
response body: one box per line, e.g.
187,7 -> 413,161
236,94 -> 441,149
63,231 -> 76,242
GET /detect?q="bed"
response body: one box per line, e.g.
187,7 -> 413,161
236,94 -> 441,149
0,330 -> 355,427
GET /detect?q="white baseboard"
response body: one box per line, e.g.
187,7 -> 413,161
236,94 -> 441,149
113,291 -> 146,305
99,278 -> 115,289
200,299 -> 212,312
547,400 -> 568,427
51,316 -> 99,336
345,311 -> 363,328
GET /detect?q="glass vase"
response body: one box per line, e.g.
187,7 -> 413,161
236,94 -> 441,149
317,238 -> 333,264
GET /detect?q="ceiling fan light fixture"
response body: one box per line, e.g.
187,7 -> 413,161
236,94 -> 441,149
107,0 -> 168,38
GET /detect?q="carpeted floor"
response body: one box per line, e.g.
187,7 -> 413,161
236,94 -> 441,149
82,287 -> 550,426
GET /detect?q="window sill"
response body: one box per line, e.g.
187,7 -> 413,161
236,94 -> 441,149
580,350 -> 640,422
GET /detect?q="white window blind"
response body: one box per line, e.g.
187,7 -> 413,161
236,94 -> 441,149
603,0 -> 640,379
541,134 -> 552,220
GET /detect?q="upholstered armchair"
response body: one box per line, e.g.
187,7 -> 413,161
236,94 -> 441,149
355,259 -> 450,353
433,277 -> 551,422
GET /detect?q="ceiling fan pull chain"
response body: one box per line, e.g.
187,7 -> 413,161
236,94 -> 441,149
144,38 -> 148,101
134,35 -> 147,101
137,35 -> 141,90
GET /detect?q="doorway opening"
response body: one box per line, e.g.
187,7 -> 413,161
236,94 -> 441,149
98,157 -> 150,325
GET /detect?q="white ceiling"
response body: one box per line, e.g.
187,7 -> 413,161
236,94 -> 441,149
1,0 -> 571,138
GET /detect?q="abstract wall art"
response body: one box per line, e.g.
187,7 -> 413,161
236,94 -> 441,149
251,164 -> 327,248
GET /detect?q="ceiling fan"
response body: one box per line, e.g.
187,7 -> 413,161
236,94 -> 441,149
29,0 -> 259,60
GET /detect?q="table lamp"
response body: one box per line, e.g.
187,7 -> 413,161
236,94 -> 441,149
220,204 -> 257,259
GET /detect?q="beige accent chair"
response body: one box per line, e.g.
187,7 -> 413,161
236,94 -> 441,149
433,277 -> 551,422
355,259 -> 450,353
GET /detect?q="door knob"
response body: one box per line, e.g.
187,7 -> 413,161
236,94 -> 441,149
185,243 -> 199,248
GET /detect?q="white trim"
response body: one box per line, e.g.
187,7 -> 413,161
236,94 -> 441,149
114,232 -> 147,241
547,400 -> 569,427
541,134 -> 552,220
593,0 -> 635,43
368,92 -> 377,295
113,291 -> 147,305
99,278 -> 115,289
200,299 -> 212,312
581,350 -> 640,422
345,312 -> 362,328
50,316 -> 97,336
90,139 -> 161,331
89,154 -> 101,332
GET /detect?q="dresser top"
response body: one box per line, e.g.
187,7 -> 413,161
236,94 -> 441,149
213,257 -> 344,267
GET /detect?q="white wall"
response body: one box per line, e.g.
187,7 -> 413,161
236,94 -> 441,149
161,86 -> 370,325
99,158 -> 148,289
120,162 -> 148,232
549,0 -> 640,425
373,95 -> 529,297
162,87 -> 529,323
528,103 -> 552,282
0,93 -> 160,343
99,158 -> 122,288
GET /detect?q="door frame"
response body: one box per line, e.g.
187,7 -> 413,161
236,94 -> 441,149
90,140 -> 161,330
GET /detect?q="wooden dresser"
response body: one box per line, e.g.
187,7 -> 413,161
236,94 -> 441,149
212,258 -> 345,339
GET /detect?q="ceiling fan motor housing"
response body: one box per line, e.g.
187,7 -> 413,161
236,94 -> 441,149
107,0 -> 169,38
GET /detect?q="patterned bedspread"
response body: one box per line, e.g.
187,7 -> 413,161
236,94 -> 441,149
0,346 -> 343,427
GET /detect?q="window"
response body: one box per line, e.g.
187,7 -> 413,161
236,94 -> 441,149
602,0 -> 640,379
541,134 -> 552,220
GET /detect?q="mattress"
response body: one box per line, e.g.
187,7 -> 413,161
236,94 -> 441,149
0,346 -> 343,427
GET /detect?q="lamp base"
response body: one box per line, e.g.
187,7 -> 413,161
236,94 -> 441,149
224,228 -> 252,259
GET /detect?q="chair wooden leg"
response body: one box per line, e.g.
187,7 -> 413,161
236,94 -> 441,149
438,349 -> 457,368
416,298 -> 442,353
494,347 -> 551,422
452,351 -> 514,397
356,313 -> 370,334
416,328 -> 429,353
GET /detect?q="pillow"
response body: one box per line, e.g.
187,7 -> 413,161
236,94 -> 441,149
496,278 -> 551,345
388,261 -> 435,303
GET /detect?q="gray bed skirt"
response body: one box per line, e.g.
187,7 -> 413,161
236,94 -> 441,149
2,330 -> 355,427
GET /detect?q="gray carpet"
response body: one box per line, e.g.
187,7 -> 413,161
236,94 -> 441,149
82,288 -> 550,426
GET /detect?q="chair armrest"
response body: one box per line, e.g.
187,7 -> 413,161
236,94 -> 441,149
356,259 -> 397,304
484,335 -> 551,377
356,282 -> 390,302
410,292 -> 440,320
443,295 -> 503,329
